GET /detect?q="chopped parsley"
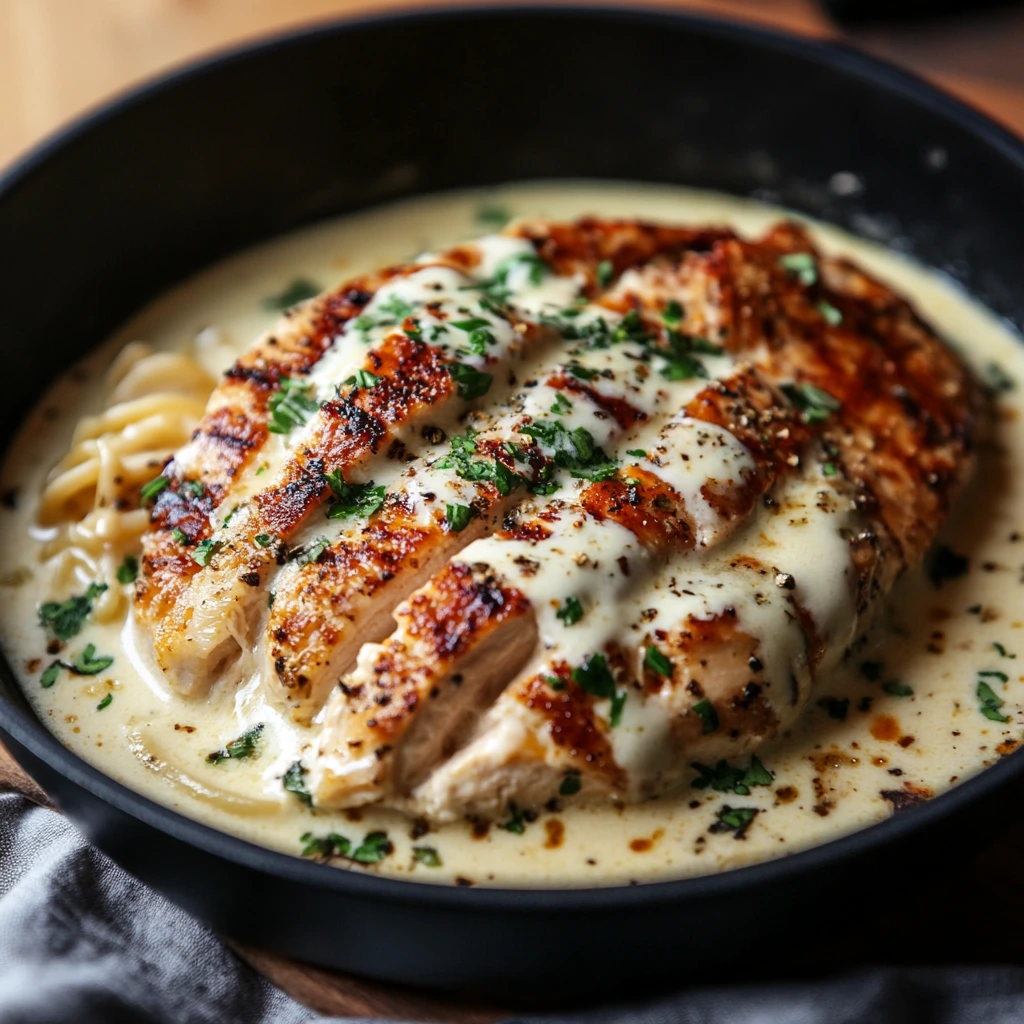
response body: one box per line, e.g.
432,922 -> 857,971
979,670 -> 1009,683
445,503 -> 475,533
116,556 -> 139,584
520,419 -> 617,481
171,527 -> 189,546
477,252 -> 548,302
283,761 -> 313,807
657,330 -> 719,381
818,300 -> 843,326
644,644 -> 673,678
448,362 -> 493,400
413,846 -> 442,867
191,538 -> 221,567
96,693 -> 113,711
300,831 -> 351,858
181,480 -> 204,499
559,772 -> 582,796
977,679 -> 1008,723
351,831 -> 394,863
40,662 -> 61,688
206,723 -> 265,764
822,461 -> 838,477
780,381 -> 841,424
985,361 -> 1015,394
556,595 -> 584,627
710,805 -> 759,836
566,363 -> 599,381
451,318 -> 495,356
692,698 -> 719,734
882,679 -> 914,697
626,449 -> 647,458
550,392 -> 573,415
344,369 -> 380,389
818,695 -> 850,721
268,377 -> 318,434
377,294 -> 415,321
139,476 -> 169,503
544,674 -> 565,691
39,583 -> 108,641
596,260 -> 614,289
292,536 -> 331,565
475,203 -> 512,228
70,644 -> 114,675
778,252 -> 818,286
437,429 -> 527,496
254,533 -> 273,548
690,754 -> 773,795
324,470 -> 386,520
571,653 -> 626,726
994,643 -> 1017,659
662,300 -> 683,326
262,278 -> 321,311
499,805 -> 526,834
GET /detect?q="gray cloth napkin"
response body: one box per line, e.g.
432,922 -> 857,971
2,790 -> 1024,1024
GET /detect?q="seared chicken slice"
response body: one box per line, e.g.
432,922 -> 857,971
136,220 -> 729,698
310,367 -> 814,809
134,216 -> 980,825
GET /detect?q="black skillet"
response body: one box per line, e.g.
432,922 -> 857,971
1,5 -> 1023,998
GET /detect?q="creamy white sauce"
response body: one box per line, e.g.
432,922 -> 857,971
3,181 -> 1024,887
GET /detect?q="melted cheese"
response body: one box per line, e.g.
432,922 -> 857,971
3,181 -> 1024,887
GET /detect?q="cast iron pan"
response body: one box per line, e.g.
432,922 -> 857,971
1,4 -> 1023,998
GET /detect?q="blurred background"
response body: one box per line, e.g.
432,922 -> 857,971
2,0 -> 1024,170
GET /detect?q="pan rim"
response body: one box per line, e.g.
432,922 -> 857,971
2,1 -> 1023,914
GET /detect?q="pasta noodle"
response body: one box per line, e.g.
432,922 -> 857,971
36,340 -> 217,614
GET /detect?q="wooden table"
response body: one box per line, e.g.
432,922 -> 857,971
3,0 -> 1024,1017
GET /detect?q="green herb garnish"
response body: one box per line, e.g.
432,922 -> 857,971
711,805 -> 759,836
116,556 -> 139,585
283,761 -> 313,807
413,846 -> 442,867
448,362 -> 493,400
268,377 -> 318,434
978,679 -> 1009,723
445,503 -> 475,533
882,679 -> 914,697
626,449 -> 647,458
300,831 -> 351,859
40,662 -> 61,688
324,470 -> 386,520
171,527 -> 189,546
571,653 -> 626,726
556,595 -> 584,627
778,252 -> 817,286
596,260 -> 614,289
292,536 -> 331,565
566,363 -> 599,381
70,644 -> 114,675
550,392 -> 573,415
994,642 -> 1017,659
344,369 -> 380,389
780,381 -> 841,424
140,475 -> 169,503
559,772 -> 582,796
662,300 -> 683,325
191,538 -> 220,567
206,723 -> 265,764
475,203 -> 512,228
262,278 -> 321,311
690,755 -> 773,796
38,582 -> 108,641
96,693 -> 113,711
644,644 -> 673,677
520,419 -> 617,481
499,805 -> 526,834
693,698 -> 718,734
254,533 -> 273,548
818,300 -> 843,325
